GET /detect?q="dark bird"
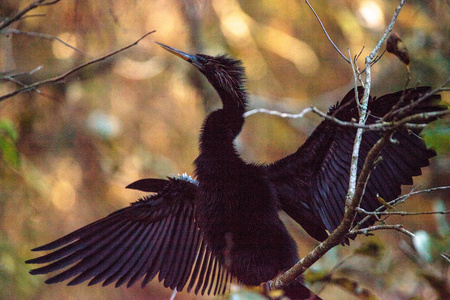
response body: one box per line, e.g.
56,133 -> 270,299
26,43 -> 444,299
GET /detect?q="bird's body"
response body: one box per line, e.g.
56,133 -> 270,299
196,135 -> 298,285
191,62 -> 300,284
26,43 -> 445,299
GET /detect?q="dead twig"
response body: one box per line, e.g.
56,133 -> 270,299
0,31 -> 156,103
245,105 -> 449,131
0,0 -> 62,31
349,224 -> 415,238
304,0 -> 350,63
357,207 -> 450,217
1,28 -> 85,55
355,186 -> 450,229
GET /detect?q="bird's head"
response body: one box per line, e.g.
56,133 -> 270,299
156,42 -> 247,111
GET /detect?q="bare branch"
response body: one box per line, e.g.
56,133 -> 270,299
17,14 -> 47,20
367,0 -> 406,62
394,186 -> 450,202
1,29 -> 85,55
0,0 -> 62,31
2,72 -> 56,101
1,66 -> 43,79
349,224 -> 415,238
383,77 -> 450,121
243,107 -> 313,118
0,31 -> 156,103
304,0 -> 350,63
357,207 -> 450,217
270,1 -> 409,292
355,185 -> 450,229
245,104 -> 449,131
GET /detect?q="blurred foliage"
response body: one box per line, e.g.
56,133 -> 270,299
0,0 -> 449,299
0,118 -> 19,166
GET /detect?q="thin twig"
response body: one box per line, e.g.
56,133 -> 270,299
357,49 -> 387,76
394,186 -> 450,200
304,0 -> 350,63
367,0 -> 406,63
17,14 -> 47,20
1,66 -> 44,79
1,29 -> 85,55
349,49 -> 361,108
383,77 -> 450,121
357,207 -> 450,217
349,224 -> 415,238
0,31 -> 156,102
2,74 -> 57,101
245,105 -> 449,131
355,185 -> 450,229
0,0 -> 61,31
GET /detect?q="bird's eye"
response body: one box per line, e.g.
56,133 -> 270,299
196,56 -> 207,65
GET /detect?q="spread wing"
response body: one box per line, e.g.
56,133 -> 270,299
268,87 -> 444,239
26,176 -> 231,296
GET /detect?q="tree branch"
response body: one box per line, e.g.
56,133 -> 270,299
244,107 -> 313,119
0,0 -> 61,31
245,76 -> 449,131
0,31 -> 156,103
349,224 -> 415,238
0,28 -> 85,55
270,0 -> 409,292
304,0 -> 350,63
383,77 -> 450,121
357,207 -> 450,217
354,186 -> 450,230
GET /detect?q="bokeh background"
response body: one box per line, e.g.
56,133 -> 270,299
0,0 -> 448,299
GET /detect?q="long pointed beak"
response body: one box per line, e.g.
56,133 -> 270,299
155,41 -> 196,63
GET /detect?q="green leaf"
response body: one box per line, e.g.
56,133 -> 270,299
0,118 -> 18,142
304,269 -> 331,283
331,277 -> 378,300
422,124 -> 450,154
0,138 -> 20,167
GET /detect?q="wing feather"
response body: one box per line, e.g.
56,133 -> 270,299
27,177 -> 233,295
268,87 -> 444,237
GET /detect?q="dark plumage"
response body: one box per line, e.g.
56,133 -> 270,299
26,43 -> 444,299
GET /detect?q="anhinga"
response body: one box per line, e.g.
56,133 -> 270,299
26,43 -> 444,299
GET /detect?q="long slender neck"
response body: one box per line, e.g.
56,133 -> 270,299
195,106 -> 245,183
197,83 -> 247,165
216,87 -> 247,113
199,108 -> 244,154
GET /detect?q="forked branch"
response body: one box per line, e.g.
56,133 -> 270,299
269,0 -> 428,293
0,31 -> 155,103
